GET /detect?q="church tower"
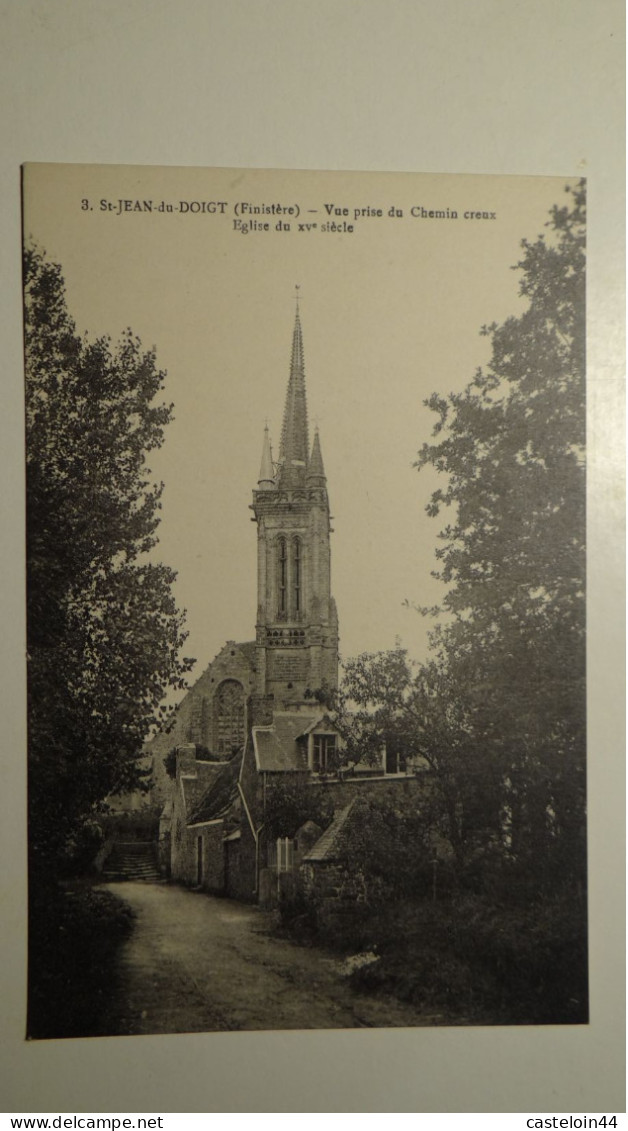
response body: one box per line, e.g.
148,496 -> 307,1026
252,304 -> 338,704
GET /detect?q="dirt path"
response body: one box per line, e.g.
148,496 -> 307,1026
99,881 -> 435,1034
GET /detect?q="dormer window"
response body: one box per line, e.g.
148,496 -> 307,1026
311,733 -> 336,773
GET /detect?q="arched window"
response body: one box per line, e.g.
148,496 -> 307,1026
214,680 -> 245,756
293,537 -> 301,615
278,537 -> 287,616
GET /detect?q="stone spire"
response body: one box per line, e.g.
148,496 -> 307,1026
251,298 -> 338,703
257,424 -> 275,488
278,305 -> 309,484
307,426 -> 326,484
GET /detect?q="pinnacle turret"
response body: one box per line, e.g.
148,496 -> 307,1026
307,426 -> 326,483
257,425 -> 275,488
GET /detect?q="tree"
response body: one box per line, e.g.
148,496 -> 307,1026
263,776 -> 333,839
25,244 -> 193,872
416,181 -> 586,884
338,649 -> 504,869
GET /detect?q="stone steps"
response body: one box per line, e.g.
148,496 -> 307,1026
101,840 -> 161,882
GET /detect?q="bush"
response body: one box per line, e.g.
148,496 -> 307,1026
264,778 -> 334,838
348,891 -> 587,1024
59,819 -> 104,876
28,882 -> 134,1039
277,889 -> 320,942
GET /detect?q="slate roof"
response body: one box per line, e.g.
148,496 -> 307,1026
179,762 -> 228,820
187,752 -> 242,826
196,760 -> 227,787
302,802 -> 356,862
252,711 -> 322,772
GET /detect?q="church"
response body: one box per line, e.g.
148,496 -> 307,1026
149,304 -> 422,908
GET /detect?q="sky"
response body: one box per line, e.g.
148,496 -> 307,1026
23,163 -> 572,688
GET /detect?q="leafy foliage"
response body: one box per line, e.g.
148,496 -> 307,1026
337,650 -> 502,868
415,180 -> 586,881
263,776 -> 333,838
28,882 -> 135,1039
25,244 -> 193,870
350,796 -> 442,902
336,649 -> 419,769
348,892 -> 588,1024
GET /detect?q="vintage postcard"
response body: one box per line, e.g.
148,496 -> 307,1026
23,163 -> 586,1038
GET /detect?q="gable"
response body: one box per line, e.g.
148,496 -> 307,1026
300,713 -> 339,737
252,710 -> 328,772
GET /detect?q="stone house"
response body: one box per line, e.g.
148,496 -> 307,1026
160,744 -> 241,889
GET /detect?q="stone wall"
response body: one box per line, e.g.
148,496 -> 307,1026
313,771 -> 432,812
300,859 -> 368,935
171,819 -> 229,891
198,823 -> 226,892
230,821 -> 257,902
171,807 -> 196,884
170,776 -> 191,882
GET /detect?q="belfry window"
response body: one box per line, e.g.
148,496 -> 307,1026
278,537 -> 287,615
293,538 -> 301,614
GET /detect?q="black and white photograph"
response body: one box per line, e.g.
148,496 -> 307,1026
23,163 -> 588,1040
